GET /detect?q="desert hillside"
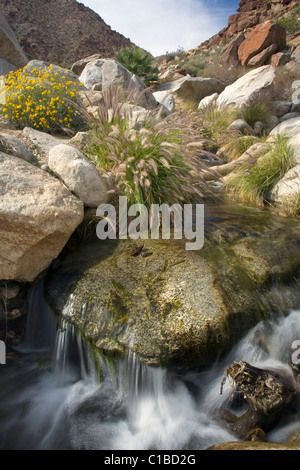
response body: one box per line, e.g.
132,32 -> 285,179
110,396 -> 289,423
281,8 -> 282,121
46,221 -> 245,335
0,0 -> 135,66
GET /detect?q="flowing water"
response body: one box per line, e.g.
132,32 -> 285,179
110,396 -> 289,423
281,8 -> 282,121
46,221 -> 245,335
1,282 -> 300,450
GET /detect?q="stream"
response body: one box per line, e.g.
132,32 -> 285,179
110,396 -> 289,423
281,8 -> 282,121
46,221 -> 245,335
1,281 -> 300,450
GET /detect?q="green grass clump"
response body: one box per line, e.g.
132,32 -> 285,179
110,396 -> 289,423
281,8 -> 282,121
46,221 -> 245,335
226,136 -> 296,205
115,47 -> 159,85
235,101 -> 272,128
292,193 -> 300,217
86,88 -> 212,208
199,102 -> 236,144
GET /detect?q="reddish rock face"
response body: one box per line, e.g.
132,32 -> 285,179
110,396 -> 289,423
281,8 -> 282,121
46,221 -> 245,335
238,20 -> 286,66
247,43 -> 278,67
270,51 -> 291,67
228,11 -> 260,35
221,34 -> 245,68
238,0 -> 290,13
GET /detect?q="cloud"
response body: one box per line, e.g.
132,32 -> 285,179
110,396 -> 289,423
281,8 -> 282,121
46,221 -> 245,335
80,0 -> 236,56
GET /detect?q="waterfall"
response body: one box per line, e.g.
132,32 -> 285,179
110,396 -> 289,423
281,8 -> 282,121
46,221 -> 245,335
17,281 -> 57,353
1,280 -> 300,449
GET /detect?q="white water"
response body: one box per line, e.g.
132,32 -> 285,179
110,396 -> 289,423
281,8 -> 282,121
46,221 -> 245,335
1,284 -> 300,450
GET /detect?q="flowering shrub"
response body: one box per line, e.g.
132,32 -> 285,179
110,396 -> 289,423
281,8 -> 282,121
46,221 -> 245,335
1,64 -> 85,133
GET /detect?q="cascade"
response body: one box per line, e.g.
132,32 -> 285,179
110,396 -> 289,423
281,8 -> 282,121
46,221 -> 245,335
1,281 -> 300,449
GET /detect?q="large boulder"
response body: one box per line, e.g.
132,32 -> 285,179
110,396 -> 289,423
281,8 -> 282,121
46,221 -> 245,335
269,117 -> 300,139
237,20 -> 286,66
228,11 -> 260,35
22,127 -> 68,166
0,133 -> 32,161
157,76 -> 225,104
288,133 -> 300,163
46,205 -> 300,369
269,164 -> 300,207
152,90 -> 175,114
101,60 -> 158,110
71,54 -> 104,76
220,34 -> 245,68
78,59 -> 106,90
0,152 -> 84,282
247,43 -> 278,67
0,10 -> 28,73
48,144 -> 108,208
216,65 -> 276,107
198,93 -> 219,111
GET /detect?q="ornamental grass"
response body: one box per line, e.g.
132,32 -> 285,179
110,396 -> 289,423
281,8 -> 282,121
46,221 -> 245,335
85,87 -> 214,208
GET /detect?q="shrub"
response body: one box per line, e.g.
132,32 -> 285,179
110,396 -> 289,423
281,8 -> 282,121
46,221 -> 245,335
226,136 -> 296,205
180,50 -> 245,85
115,47 -> 159,85
1,64 -> 85,133
275,5 -> 300,34
163,46 -> 186,63
86,88 -> 213,208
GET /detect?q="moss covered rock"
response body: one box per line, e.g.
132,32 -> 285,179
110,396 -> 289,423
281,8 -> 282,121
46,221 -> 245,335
46,203 -> 300,369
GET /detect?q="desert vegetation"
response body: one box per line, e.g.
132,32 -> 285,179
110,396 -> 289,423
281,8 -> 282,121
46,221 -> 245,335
1,64 -> 85,133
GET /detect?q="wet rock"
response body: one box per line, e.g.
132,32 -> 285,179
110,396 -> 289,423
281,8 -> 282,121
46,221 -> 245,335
0,283 -> 20,300
46,204 -> 300,369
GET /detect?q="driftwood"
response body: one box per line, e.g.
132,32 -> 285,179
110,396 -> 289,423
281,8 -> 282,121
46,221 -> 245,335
217,361 -> 299,441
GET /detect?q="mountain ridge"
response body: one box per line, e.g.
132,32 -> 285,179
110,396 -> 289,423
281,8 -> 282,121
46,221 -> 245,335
0,0 -> 136,67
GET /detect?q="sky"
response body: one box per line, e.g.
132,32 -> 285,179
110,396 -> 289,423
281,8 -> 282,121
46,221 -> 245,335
80,0 -> 240,56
